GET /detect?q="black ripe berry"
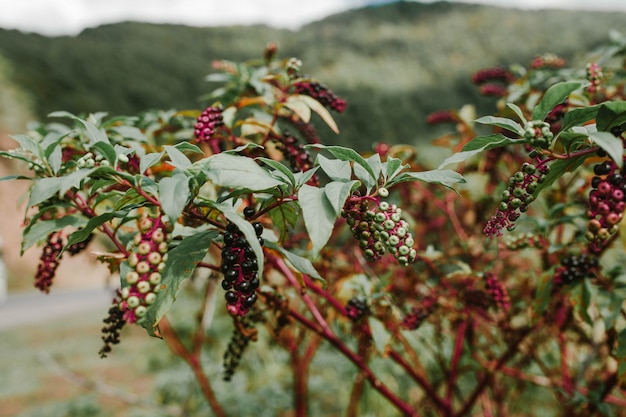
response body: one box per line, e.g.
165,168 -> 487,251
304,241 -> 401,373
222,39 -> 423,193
244,206 -> 256,219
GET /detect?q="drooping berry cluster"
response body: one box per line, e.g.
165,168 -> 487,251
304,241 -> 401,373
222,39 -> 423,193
275,131 -> 319,185
471,66 -> 515,97
293,80 -> 347,113
345,297 -> 368,322
34,231 -> 64,293
223,312 -> 262,381
221,209 -> 263,317
99,291 -> 127,358
401,295 -> 437,330
553,254 -> 598,286
484,161 -> 549,237
426,110 -> 459,125
118,214 -> 169,324
586,159 -> 626,253
484,273 -> 511,312
65,232 -> 94,256
193,105 -> 224,144
342,190 -> 417,267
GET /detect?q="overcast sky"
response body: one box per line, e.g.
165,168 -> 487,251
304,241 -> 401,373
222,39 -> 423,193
1,0 -> 625,36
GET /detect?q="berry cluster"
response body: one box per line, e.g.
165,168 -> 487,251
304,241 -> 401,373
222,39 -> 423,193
342,190 -> 417,267
471,66 -> 515,97
401,295 -> 437,330
426,110 -> 458,125
223,312 -> 262,381
484,162 -> 549,237
34,231 -> 64,293
65,232 -> 94,256
99,291 -> 127,358
221,209 -> 263,317
193,105 -> 224,144
586,159 -> 626,253
503,232 -> 545,250
586,62 -> 604,95
553,254 -> 598,285
529,53 -> 567,69
523,120 -> 554,149
484,273 -> 511,312
293,80 -> 347,113
118,214 -> 169,324
345,297 -> 368,322
274,131 -> 319,186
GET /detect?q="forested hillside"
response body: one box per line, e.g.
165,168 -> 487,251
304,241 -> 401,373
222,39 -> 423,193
0,1 -> 624,148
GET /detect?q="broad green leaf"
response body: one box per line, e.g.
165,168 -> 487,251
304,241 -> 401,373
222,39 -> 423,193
596,101 -> 626,132
59,167 -> 97,196
616,328 -> 626,385
22,214 -> 87,253
561,105 -> 601,132
164,145 -> 191,169
265,242 -> 326,287
174,141 -> 204,155
141,229 -> 219,336
28,177 -> 64,207
266,200 -> 299,240
298,184 -> 337,257
110,125 -> 146,142
531,155 -> 588,199
532,81 -> 586,121
365,154 -> 382,182
505,103 -> 527,124
257,157 -> 296,187
195,153 -> 283,191
10,134 -> 41,158
383,157 -> 406,183
296,94 -> 339,134
140,151 -> 164,174
316,154 -> 352,182
589,131 -> 624,168
368,316 -> 392,354
47,144 -> 63,174
308,145 -> 376,183
284,95 -> 312,123
159,171 -> 190,222
387,169 -> 465,190
439,134 -> 518,168
90,141 -> 117,164
294,168 -> 320,188
473,115 -> 524,135
324,180 -> 359,216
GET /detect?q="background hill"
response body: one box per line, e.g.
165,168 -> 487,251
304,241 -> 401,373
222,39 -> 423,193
0,0 -> 625,149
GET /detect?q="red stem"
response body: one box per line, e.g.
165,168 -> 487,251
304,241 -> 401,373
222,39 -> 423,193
446,314 -> 470,408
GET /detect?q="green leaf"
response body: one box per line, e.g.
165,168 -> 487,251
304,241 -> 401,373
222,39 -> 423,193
141,229 -> 219,336
596,101 -> 626,132
63,208 -> 135,253
316,154 -> 352,182
532,81 -> 586,121
257,157 -> 296,187
110,125 -> 146,142
10,134 -> 41,158
140,152 -> 164,174
265,242 -> 326,287
308,144 -> 377,184
159,171 -> 190,222
298,184 -> 337,257
47,144 -> 63,174
59,168 -> 97,196
324,180 -> 359,216
505,103 -> 527,124
560,105 -> 601,132
295,94 -> 339,134
387,169 -> 465,191
473,115 -> 524,135
616,328 -> 626,385
194,153 -> 283,191
368,316 -> 392,354
22,214 -> 87,253
28,177 -> 64,207
531,155 -> 588,197
174,141 -> 204,155
439,134 -> 518,168
266,200 -> 299,240
90,141 -> 117,164
589,131 -> 624,168
164,145 -> 191,169
383,157 -> 406,183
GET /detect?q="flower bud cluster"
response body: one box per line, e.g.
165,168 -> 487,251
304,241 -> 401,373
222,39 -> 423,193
99,291 -> 127,358
294,80 -> 347,113
76,152 -> 110,168
471,66 -> 515,97
194,105 -> 224,144
342,191 -> 417,267
401,295 -> 437,330
484,162 -> 549,237
553,254 -> 598,286
529,53 -> 567,69
345,297 -> 368,322
221,214 -> 264,317
523,121 -> 554,149
223,312 -> 262,381
275,131 -> 319,186
586,62 -> 604,95
34,231 -> 64,293
484,273 -> 511,312
119,214 -> 169,324
586,159 -> 626,253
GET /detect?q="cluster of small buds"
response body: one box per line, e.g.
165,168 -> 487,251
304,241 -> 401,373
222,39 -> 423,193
223,311 -> 262,381
342,189 -> 417,267
471,67 -> 516,85
99,291 -> 127,358
484,273 -> 511,312
586,62 -> 604,95
274,131 -> 319,186
118,214 -> 169,324
345,297 -> 368,322
484,161 -> 549,237
293,79 -> 347,113
193,105 -> 224,144
65,232 -> 94,256
221,208 -> 263,317
503,232 -> 545,250
586,159 -> 626,253
523,120 -> 554,149
426,110 -> 459,125
286,57 -> 303,78
76,152 -> 110,168
529,53 -> 567,69
553,254 -> 598,286
401,294 -> 437,330
479,84 -> 508,97
34,231 -> 64,293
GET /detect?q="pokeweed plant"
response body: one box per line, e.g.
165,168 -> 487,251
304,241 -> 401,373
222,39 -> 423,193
3,33 -> 626,416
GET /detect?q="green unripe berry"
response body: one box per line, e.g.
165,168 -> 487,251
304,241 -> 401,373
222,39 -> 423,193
501,190 -> 511,201
379,231 -> 389,241
499,202 -> 509,211
390,213 -> 401,223
117,153 -> 129,163
137,280 -> 151,293
378,187 -> 389,197
398,245 -> 410,256
397,256 -> 409,266
513,187 -> 525,198
510,198 -> 522,209
374,213 -> 386,223
128,253 -> 139,268
379,201 -> 390,211
135,306 -> 147,318
405,236 -> 415,247
396,227 -> 407,238
136,261 -> 150,274
144,292 -> 157,305
149,272 -> 162,285
523,163 -> 536,175
383,219 -> 395,230
121,287 -> 130,299
526,181 -> 538,194
127,296 -> 140,308
374,241 -> 385,252
152,229 -> 164,243
388,235 -> 400,246
126,271 -> 139,285
364,249 -> 375,259
513,172 -> 525,183
148,251 -> 162,265
364,210 -> 376,220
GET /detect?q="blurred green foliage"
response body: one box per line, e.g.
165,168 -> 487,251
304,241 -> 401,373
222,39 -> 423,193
1,1 -> 625,148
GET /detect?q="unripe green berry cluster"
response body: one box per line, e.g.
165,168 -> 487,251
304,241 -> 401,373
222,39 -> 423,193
523,120 -> 553,149
342,190 -> 417,267
119,214 -> 169,324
